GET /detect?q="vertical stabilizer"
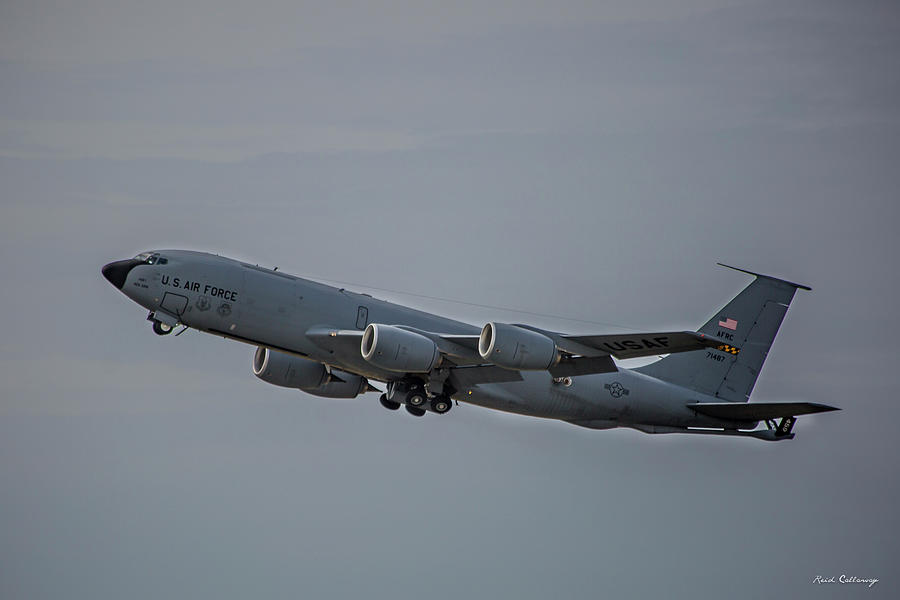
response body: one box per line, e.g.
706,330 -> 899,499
635,265 -> 810,402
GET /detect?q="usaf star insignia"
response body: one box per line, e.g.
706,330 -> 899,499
604,382 -> 630,398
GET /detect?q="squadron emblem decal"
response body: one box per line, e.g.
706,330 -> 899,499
604,382 -> 630,398
217,302 -> 232,317
195,296 -> 211,311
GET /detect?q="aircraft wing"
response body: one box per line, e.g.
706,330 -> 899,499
514,324 -> 735,360
561,331 -> 733,359
305,326 -> 487,369
306,327 -> 366,357
406,328 -> 725,368
307,323 -> 734,385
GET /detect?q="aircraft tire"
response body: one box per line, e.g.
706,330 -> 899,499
430,395 -> 452,414
405,405 -> 426,417
406,388 -> 427,407
152,321 -> 174,336
379,394 -> 401,411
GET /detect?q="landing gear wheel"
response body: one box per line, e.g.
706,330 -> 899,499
430,395 -> 452,414
405,386 -> 427,407
379,393 -> 401,411
406,405 -> 426,417
152,321 -> 174,336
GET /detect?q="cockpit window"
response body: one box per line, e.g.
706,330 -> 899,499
133,252 -> 167,265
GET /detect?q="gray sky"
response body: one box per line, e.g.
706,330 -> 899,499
1,1 -> 898,598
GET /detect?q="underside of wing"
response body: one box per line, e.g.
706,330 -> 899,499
548,355 -> 617,377
448,365 -> 524,388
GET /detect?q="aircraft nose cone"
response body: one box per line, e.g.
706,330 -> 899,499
101,259 -> 138,289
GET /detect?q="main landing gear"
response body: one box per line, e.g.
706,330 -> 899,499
430,395 -> 452,414
379,394 -> 401,411
406,405 -> 426,417
405,383 -> 427,407
380,379 -> 454,417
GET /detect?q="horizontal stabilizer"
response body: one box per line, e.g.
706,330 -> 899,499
716,263 -> 812,291
688,401 -> 839,421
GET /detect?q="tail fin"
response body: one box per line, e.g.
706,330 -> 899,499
636,264 -> 811,402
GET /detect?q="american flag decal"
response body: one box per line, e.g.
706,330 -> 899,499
718,317 -> 738,331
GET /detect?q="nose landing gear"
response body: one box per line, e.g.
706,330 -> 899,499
147,311 -> 180,336
152,321 -> 174,336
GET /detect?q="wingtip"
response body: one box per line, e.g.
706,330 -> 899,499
716,262 -> 812,291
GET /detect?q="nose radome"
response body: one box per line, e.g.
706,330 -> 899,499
101,259 -> 139,289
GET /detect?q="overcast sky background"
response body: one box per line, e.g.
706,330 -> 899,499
2,1 -> 898,598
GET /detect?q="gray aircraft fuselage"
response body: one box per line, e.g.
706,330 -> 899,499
101,249 -> 829,440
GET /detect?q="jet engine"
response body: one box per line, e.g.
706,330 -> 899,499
478,322 -> 559,370
252,347 -> 368,398
360,323 -> 440,373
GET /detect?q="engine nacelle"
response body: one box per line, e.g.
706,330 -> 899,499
307,374 -> 369,398
360,323 -> 440,373
478,322 -> 559,370
252,347 -> 368,398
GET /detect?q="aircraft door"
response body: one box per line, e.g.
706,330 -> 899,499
356,306 -> 368,330
160,292 -> 188,316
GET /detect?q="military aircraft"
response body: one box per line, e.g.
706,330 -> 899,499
101,250 -> 838,441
